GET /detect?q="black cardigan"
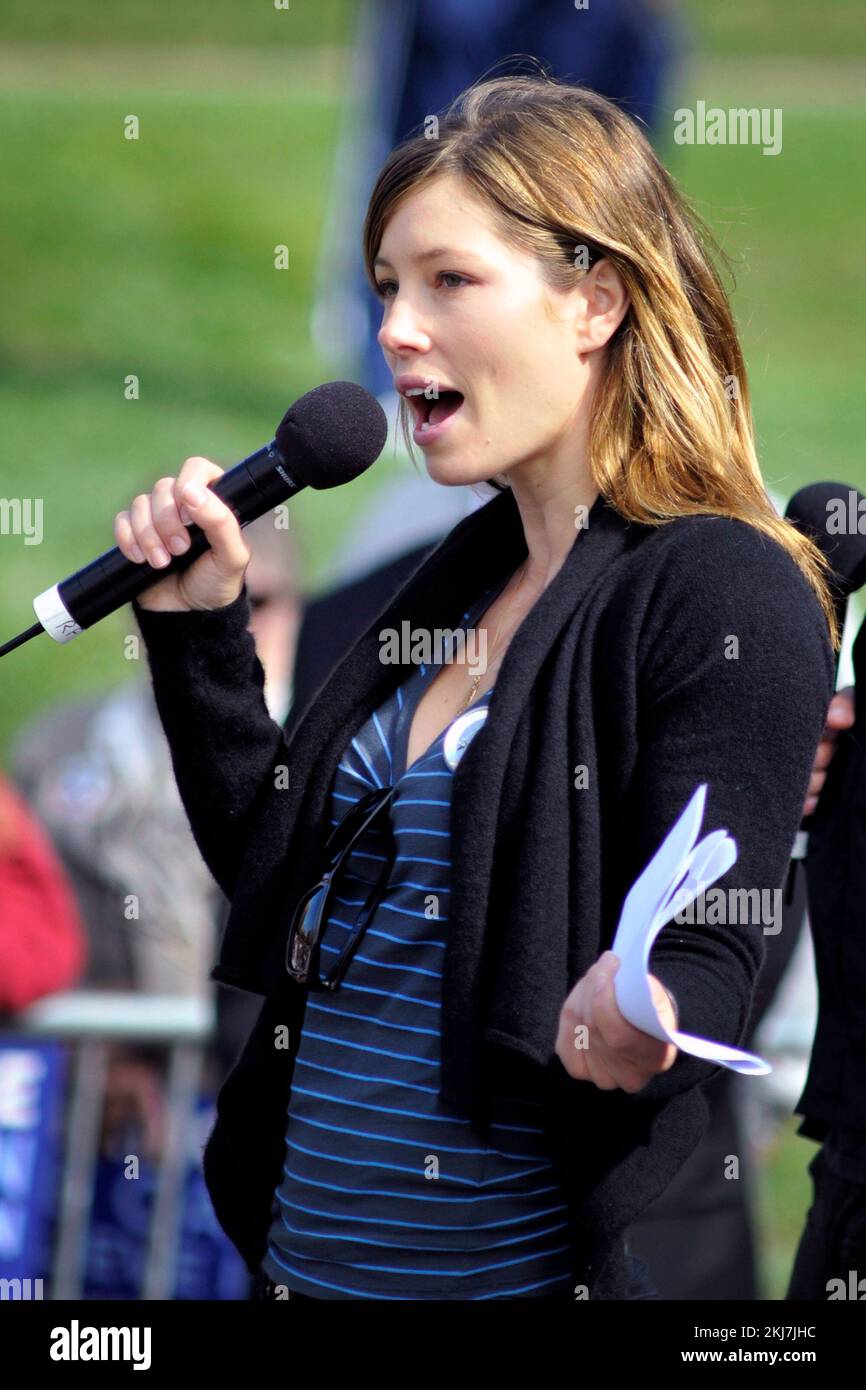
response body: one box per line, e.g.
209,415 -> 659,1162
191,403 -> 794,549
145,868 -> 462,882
132,486 -> 834,1298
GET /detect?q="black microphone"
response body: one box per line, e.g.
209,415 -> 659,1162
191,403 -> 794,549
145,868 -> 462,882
785,482 -> 866,681
0,381 -> 387,657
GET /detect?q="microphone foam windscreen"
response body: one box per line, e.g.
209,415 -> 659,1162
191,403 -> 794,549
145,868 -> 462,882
786,483 -> 866,597
274,381 -> 388,490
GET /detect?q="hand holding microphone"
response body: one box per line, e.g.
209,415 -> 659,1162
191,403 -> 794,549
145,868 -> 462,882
0,381 -> 388,657
113,459 -> 252,614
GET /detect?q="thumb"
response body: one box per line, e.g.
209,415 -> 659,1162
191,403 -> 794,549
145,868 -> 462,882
827,687 -> 856,727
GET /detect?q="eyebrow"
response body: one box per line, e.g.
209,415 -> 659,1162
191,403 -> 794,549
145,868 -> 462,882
373,247 -> 480,269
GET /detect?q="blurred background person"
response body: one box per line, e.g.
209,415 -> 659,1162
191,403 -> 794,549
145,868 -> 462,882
10,513 -> 302,1009
787,604 -> 866,1298
0,778 -> 87,1017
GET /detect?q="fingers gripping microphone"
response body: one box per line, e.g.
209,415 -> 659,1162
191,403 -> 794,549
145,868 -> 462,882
1,382 -> 387,656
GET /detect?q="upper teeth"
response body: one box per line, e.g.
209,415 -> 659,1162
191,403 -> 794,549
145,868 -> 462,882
406,387 -> 429,396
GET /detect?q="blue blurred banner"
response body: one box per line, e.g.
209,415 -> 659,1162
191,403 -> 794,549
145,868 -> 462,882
0,1046 -> 248,1300
0,1040 -> 66,1288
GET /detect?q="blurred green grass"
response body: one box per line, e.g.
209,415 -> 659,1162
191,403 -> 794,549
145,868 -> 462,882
1,0 -> 862,58
0,2 -> 862,1301
755,1115 -> 821,1300
685,0 -> 866,59
0,44 -> 400,746
0,0 -> 353,47
659,105 -> 866,494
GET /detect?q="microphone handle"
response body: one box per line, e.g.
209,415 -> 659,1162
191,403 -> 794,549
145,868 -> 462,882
34,440 -> 303,641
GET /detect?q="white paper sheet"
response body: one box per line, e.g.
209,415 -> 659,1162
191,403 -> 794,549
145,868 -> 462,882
611,783 -> 771,1076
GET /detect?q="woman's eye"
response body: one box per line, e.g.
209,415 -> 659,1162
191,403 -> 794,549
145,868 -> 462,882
375,272 -> 468,300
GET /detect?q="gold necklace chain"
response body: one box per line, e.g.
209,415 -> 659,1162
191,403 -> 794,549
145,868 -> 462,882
457,559 -> 531,714
454,527 -> 587,714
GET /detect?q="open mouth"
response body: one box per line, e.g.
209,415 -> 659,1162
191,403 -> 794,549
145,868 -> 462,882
407,388 -> 465,428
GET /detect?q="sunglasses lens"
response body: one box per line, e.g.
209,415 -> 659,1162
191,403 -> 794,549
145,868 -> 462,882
289,789 -> 395,987
289,882 -> 328,976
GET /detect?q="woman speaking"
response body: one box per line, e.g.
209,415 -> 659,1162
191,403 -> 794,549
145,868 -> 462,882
114,75 -> 838,1300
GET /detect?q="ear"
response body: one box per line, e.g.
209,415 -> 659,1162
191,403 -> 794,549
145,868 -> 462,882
575,259 -> 631,355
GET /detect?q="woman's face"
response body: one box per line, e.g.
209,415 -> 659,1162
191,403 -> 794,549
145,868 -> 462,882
374,173 -> 620,490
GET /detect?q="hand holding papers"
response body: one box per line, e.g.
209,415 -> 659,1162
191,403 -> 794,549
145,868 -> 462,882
611,783 -> 771,1077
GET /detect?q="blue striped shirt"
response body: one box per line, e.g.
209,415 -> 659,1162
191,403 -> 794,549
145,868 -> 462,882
262,582 -> 574,1299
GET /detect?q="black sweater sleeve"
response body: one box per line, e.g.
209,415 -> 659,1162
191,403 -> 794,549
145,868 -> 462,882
131,585 -> 292,900
626,517 -> 835,1103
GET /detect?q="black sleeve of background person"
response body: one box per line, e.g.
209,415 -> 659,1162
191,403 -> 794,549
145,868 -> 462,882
285,538 -> 442,735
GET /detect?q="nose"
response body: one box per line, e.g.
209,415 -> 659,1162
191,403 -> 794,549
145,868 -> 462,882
376,295 -> 431,359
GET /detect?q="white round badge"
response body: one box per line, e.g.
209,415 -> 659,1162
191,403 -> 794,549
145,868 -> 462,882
443,707 -> 489,771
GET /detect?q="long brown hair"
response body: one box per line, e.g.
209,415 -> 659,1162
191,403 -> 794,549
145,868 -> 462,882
362,72 -> 840,650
